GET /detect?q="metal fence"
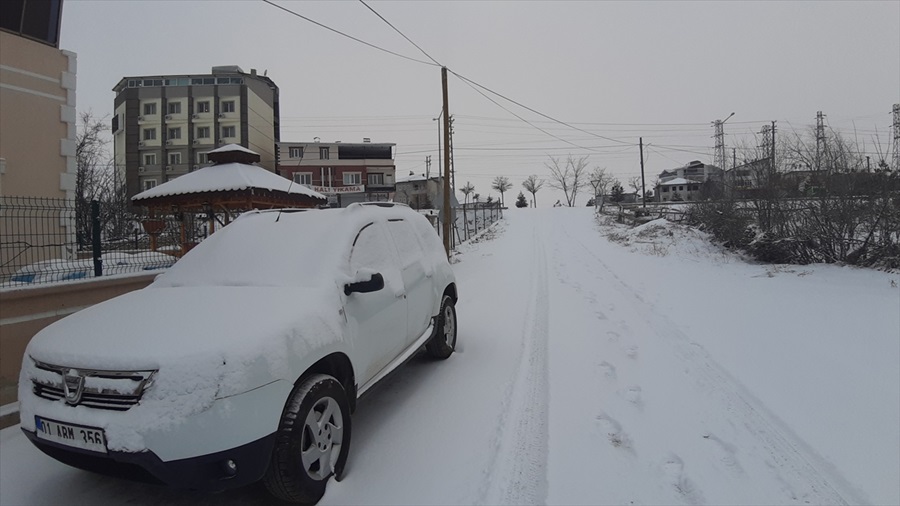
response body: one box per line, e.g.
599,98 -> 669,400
454,202 -> 503,244
0,197 -> 181,288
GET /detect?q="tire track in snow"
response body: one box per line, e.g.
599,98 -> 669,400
556,215 -> 854,505
481,218 -> 551,505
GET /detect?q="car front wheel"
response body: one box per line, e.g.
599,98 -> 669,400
264,374 -> 351,504
426,295 -> 457,359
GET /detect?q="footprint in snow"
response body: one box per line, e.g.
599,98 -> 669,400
662,454 -> 705,505
702,433 -> 743,474
624,345 -> 639,359
595,309 -> 608,320
599,361 -> 617,380
620,385 -> 643,407
595,412 -> 633,452
606,330 -> 620,342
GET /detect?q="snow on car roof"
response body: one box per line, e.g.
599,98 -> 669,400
132,162 -> 324,201
152,203 -> 433,288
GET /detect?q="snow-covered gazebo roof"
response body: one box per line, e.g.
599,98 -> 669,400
132,144 -> 326,211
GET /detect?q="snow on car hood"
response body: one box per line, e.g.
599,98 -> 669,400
26,285 -> 343,375
22,285 -> 345,451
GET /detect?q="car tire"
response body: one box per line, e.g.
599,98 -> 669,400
425,295 -> 457,360
263,374 -> 352,504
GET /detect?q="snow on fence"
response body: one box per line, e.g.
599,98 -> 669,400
0,197 -> 179,288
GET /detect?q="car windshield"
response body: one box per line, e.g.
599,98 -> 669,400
153,210 -> 346,288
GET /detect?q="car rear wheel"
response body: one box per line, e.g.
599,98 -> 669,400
264,374 -> 351,504
426,295 -> 457,359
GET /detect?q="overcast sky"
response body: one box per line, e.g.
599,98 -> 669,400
61,0 -> 900,205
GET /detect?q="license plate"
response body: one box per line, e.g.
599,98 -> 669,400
35,416 -> 107,454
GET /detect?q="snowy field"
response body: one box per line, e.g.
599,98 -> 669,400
2,207 -> 898,505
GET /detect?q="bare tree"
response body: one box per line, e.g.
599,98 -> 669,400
491,176 -> 512,207
460,181 -> 475,205
75,111 -> 127,247
589,166 -> 614,210
627,176 -> 642,196
546,155 -> 590,207
522,174 -> 544,207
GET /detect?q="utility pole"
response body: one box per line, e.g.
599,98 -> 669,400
441,67 -> 451,257
639,137 -> 646,209
425,155 -> 431,179
815,111 -> 826,171
449,115 -> 456,191
892,104 -> 900,171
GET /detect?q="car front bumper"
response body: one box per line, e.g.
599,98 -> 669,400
19,379 -> 294,491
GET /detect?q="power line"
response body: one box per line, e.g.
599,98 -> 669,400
449,70 -> 635,147
261,0 -> 439,67
358,0 -> 442,66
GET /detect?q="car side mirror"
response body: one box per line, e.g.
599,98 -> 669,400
344,272 -> 385,296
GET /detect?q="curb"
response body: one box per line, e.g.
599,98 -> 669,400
0,402 -> 19,430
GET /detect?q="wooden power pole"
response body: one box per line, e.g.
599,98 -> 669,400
441,67 -> 451,257
639,137 -> 646,209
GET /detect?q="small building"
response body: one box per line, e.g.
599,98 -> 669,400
657,177 -> 703,202
658,160 -> 723,185
277,140 -> 395,207
394,172 -> 460,210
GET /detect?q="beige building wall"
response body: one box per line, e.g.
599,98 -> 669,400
247,91 -> 275,168
0,31 -> 76,198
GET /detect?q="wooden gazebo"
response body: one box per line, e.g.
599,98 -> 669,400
132,144 -> 325,255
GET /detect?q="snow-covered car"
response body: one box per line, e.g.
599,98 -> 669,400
18,202 -> 458,503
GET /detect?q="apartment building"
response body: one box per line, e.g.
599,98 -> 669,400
112,66 -> 279,201
0,0 -> 76,198
656,160 -> 722,202
277,140 -> 395,207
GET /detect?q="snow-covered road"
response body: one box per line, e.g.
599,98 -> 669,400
2,208 -> 898,505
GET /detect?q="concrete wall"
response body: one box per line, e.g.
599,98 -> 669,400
0,274 -> 155,408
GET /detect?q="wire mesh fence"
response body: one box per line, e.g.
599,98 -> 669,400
0,197 -> 182,288
454,203 -> 503,244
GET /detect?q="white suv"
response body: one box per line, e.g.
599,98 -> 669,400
19,203 -> 458,503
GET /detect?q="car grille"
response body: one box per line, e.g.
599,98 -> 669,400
31,360 -> 156,412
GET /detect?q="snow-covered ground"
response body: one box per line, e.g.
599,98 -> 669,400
2,207 -> 898,505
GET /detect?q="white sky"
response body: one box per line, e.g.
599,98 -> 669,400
61,0 -> 900,205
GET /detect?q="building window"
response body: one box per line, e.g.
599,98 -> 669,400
319,147 -> 330,159
289,147 -> 304,158
679,186 -> 684,191
143,153 -> 156,166
221,101 -> 235,113
143,103 -> 156,116
167,102 -> 181,115
222,126 -> 236,138
196,101 -> 210,113
143,179 -> 157,190
143,128 -> 156,140
168,152 -> 181,165
662,187 -> 669,193
197,152 -> 208,164
167,127 -> 181,140
0,0 -> 63,47
343,172 -> 361,185
368,173 -> 384,185
293,173 -> 312,185
196,126 -> 210,138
